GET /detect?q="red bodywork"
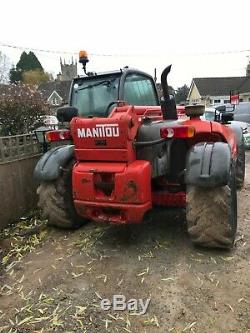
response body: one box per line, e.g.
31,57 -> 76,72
70,105 -> 237,224
177,105 -> 186,118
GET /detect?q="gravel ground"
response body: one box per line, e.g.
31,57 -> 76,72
0,152 -> 250,333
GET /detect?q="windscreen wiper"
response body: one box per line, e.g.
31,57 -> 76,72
78,80 -> 112,91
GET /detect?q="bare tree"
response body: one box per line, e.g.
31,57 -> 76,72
0,51 -> 10,83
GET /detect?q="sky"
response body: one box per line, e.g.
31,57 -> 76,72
0,0 -> 250,88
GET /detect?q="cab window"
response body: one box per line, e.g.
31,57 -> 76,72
124,74 -> 158,106
71,76 -> 120,117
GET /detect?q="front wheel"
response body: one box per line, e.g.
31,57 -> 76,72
37,161 -> 88,229
186,163 -> 237,249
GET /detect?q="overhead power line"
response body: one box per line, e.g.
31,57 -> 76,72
0,42 -> 113,57
1,41 -> 250,58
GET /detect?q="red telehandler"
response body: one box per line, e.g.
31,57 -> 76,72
34,51 -> 245,249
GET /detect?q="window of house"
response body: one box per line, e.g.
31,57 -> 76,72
224,100 -> 230,104
51,97 -> 60,106
213,99 -> 221,104
124,74 -> 158,106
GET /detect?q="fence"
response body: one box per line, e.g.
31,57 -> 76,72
0,133 -> 41,163
0,134 -> 42,229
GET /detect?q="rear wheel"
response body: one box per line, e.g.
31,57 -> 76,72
236,137 -> 245,189
186,163 -> 237,249
37,161 -> 87,228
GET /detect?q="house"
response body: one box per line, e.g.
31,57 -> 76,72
187,62 -> 250,106
38,59 -> 77,108
38,80 -> 72,107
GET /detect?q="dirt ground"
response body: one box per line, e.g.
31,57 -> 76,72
0,154 -> 250,333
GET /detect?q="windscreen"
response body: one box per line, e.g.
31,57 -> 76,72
71,75 -> 120,117
204,111 -> 215,121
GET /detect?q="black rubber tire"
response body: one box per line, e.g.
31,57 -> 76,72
37,161 -> 87,229
186,163 -> 237,249
236,137 -> 245,189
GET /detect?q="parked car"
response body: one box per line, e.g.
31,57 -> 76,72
41,115 -> 59,129
32,115 -> 59,132
203,107 -> 250,149
214,102 -> 250,123
233,102 -> 250,123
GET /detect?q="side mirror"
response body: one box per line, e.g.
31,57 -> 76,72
57,106 -> 78,122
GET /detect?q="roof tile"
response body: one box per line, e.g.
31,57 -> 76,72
38,81 -> 71,102
193,77 -> 250,96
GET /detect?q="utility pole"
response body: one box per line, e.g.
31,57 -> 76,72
154,68 -> 157,83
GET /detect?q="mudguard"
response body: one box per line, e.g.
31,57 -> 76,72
34,145 -> 74,182
227,122 -> 243,146
185,142 -> 231,187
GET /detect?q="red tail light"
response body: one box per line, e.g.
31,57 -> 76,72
45,129 -> 72,142
160,126 -> 195,139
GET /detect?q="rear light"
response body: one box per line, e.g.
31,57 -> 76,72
45,129 -> 72,142
160,126 -> 195,139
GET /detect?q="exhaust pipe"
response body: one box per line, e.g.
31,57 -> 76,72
160,65 -> 177,120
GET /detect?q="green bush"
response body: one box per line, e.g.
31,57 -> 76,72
0,84 -> 50,136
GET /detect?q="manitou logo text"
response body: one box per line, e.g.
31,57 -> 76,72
77,124 -> 119,138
